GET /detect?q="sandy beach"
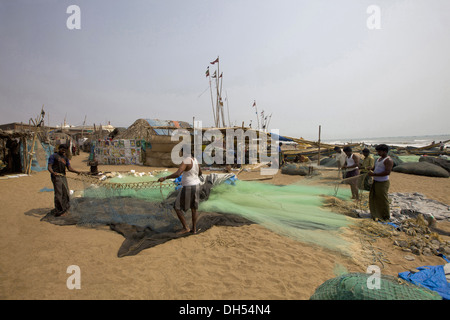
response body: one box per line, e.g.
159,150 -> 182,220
1,153 -> 449,300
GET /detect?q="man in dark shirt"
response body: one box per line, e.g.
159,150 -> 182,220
48,144 -> 82,216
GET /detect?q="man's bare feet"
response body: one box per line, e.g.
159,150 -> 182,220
177,228 -> 191,235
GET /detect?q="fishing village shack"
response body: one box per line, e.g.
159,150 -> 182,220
91,119 -> 192,167
0,128 -> 54,176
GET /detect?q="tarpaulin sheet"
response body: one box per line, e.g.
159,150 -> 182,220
399,264 -> 450,300
20,140 -> 54,172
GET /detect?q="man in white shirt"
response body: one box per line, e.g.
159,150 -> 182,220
158,147 -> 203,234
334,147 -> 347,178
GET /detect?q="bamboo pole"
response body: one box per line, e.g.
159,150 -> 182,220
317,125 -> 321,166
208,70 -> 216,126
27,131 -> 37,174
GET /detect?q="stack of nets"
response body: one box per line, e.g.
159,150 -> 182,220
310,273 -> 442,300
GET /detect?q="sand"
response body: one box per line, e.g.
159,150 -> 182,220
0,154 -> 449,300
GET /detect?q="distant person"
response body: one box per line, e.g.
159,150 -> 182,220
333,146 -> 347,178
342,146 -> 360,200
48,145 -> 83,217
88,153 -> 99,175
360,148 -> 375,191
368,144 -> 393,221
279,142 -> 283,166
158,146 -> 203,234
439,141 -> 444,151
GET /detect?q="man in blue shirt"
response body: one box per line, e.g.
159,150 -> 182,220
48,144 -> 82,216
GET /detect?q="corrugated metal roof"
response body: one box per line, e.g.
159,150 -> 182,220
145,119 -> 191,135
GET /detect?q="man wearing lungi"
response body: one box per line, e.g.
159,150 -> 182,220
48,145 -> 82,216
368,144 -> 393,221
342,146 -> 360,200
158,147 -> 203,234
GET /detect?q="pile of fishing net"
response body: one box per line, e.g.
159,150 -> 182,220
281,163 -> 320,176
419,156 -> 450,173
393,161 -> 449,178
310,272 -> 442,300
197,181 -> 353,253
40,171 -> 356,257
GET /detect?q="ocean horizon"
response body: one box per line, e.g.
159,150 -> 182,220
322,134 -> 450,148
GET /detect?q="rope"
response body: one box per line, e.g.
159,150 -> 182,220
333,168 -> 346,197
66,173 -> 176,190
160,182 -> 165,200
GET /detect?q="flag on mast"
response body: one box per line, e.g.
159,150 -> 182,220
212,71 -> 217,78
210,57 -> 219,65
205,66 -> 210,77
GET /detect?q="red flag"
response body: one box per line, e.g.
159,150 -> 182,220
210,57 -> 219,65
219,72 -> 223,78
212,71 -> 217,78
252,101 -> 256,107
205,66 -> 209,77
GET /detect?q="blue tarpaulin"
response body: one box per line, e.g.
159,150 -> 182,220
20,140 -> 54,172
145,119 -> 191,136
399,263 -> 450,300
270,133 -> 293,142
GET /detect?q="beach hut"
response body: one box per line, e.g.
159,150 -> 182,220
112,118 -> 192,167
0,129 -> 54,175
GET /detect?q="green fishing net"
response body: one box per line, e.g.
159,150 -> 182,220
199,180 -> 353,253
310,273 -> 442,300
398,155 -> 420,163
45,172 -> 355,255
82,173 -> 174,202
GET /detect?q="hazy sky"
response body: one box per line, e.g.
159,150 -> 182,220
1,0 -> 449,140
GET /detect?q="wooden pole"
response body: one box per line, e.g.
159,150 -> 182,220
208,71 -> 216,126
215,57 -> 220,127
226,90 -> 231,127
254,102 -> 260,131
219,72 -> 226,127
27,131 -> 37,174
317,125 -> 321,166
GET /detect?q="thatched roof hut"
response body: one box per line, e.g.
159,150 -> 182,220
115,119 -> 192,141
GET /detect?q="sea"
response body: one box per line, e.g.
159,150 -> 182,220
322,134 -> 450,148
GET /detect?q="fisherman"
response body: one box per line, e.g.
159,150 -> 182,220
341,146 -> 360,200
279,142 -> 284,166
333,146 -> 347,178
88,153 -> 99,175
158,145 -> 203,234
368,144 -> 393,221
47,144 -> 83,216
360,148 -> 375,191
